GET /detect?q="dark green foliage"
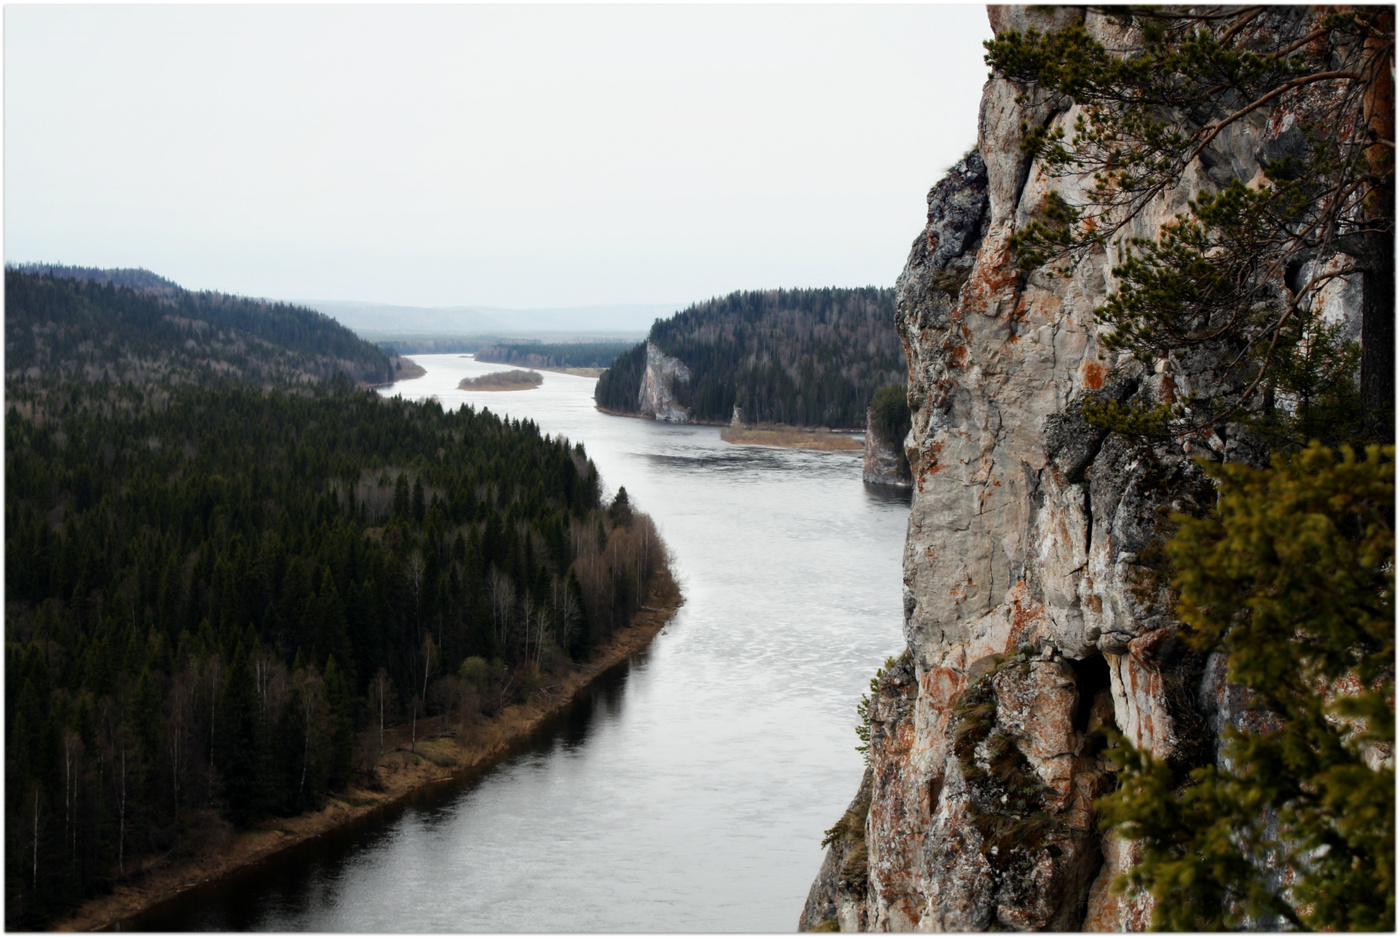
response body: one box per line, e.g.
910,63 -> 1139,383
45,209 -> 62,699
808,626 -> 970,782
475,342 -> 633,370
594,287 -> 904,428
216,644 -> 268,828
593,341 -> 648,412
608,487 -> 632,528
1247,315 -> 1368,452
854,656 -> 898,766
819,766 -> 873,889
1098,444 -> 1395,930
322,657 -> 355,792
868,384 -> 912,477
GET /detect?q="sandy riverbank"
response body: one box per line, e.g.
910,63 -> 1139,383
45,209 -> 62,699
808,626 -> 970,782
52,569 -> 683,933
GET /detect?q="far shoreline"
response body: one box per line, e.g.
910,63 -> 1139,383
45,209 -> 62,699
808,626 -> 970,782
594,406 -> 863,451
52,569 -> 684,933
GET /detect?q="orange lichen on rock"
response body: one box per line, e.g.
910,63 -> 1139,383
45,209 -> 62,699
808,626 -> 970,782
1080,359 -> 1108,391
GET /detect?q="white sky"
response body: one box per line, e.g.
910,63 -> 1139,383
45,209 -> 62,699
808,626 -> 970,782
5,4 -> 992,309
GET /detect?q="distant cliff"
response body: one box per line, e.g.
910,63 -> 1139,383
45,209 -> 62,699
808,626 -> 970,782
594,287 -> 903,428
637,341 -> 694,422
804,6 -> 1387,932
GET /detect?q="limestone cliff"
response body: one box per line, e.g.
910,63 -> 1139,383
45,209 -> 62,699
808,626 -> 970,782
637,341 -> 693,422
862,408 -> 913,488
802,6 -> 1369,931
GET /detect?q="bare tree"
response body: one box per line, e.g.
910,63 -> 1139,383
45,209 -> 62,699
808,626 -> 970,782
486,566 -> 514,651
295,667 -> 326,803
405,550 -> 426,627
205,654 -> 223,802
166,668 -> 195,809
61,729 -> 81,861
412,634 -> 436,753
553,578 -> 581,655
369,667 -> 393,758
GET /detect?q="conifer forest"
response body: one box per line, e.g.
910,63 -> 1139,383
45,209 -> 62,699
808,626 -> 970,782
4,270 -> 667,927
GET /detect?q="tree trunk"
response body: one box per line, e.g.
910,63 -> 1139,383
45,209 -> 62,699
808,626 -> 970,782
1361,225 -> 1394,430
1360,8 -> 1394,432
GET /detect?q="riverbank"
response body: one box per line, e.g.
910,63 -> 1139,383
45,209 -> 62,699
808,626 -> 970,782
52,569 -> 684,933
475,357 -> 606,379
720,424 -> 862,451
390,355 -> 427,381
362,355 -> 427,388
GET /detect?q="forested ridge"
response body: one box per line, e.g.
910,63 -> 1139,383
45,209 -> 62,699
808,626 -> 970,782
594,287 -> 904,428
6,269 -> 393,386
4,272 -> 670,928
10,263 -> 181,293
476,341 -> 633,370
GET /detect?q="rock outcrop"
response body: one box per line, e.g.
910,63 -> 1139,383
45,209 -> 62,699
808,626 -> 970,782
637,341 -> 692,422
803,6 -> 1369,932
862,407 -> 913,488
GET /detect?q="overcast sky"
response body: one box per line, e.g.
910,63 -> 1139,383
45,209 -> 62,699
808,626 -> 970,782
6,4 -> 992,309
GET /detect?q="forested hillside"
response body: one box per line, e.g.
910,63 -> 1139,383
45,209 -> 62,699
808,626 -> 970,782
4,268 -> 670,928
475,341 -> 632,370
5,269 -> 393,386
594,287 -> 904,428
5,380 -> 665,927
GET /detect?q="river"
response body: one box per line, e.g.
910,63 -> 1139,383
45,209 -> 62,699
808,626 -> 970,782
124,354 -> 910,932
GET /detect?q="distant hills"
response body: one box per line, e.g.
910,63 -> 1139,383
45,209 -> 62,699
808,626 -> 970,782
5,265 -> 396,387
595,286 -> 905,429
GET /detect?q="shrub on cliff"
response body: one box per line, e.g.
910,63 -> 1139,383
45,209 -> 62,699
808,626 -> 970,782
869,384 -> 911,449
1098,443 -> 1394,931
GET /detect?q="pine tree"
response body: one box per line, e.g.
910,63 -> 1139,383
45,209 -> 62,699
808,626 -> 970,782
1098,444 -> 1394,930
215,643 -> 267,828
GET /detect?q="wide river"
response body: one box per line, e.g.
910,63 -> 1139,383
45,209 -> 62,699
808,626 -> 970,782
126,354 -> 910,932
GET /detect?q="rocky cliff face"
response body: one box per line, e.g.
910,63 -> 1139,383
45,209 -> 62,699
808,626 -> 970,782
637,341 -> 693,422
803,6 -> 1367,931
863,408 -> 913,488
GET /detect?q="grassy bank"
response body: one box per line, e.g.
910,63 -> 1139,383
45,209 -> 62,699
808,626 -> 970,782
52,569 -> 683,933
720,424 -> 862,451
